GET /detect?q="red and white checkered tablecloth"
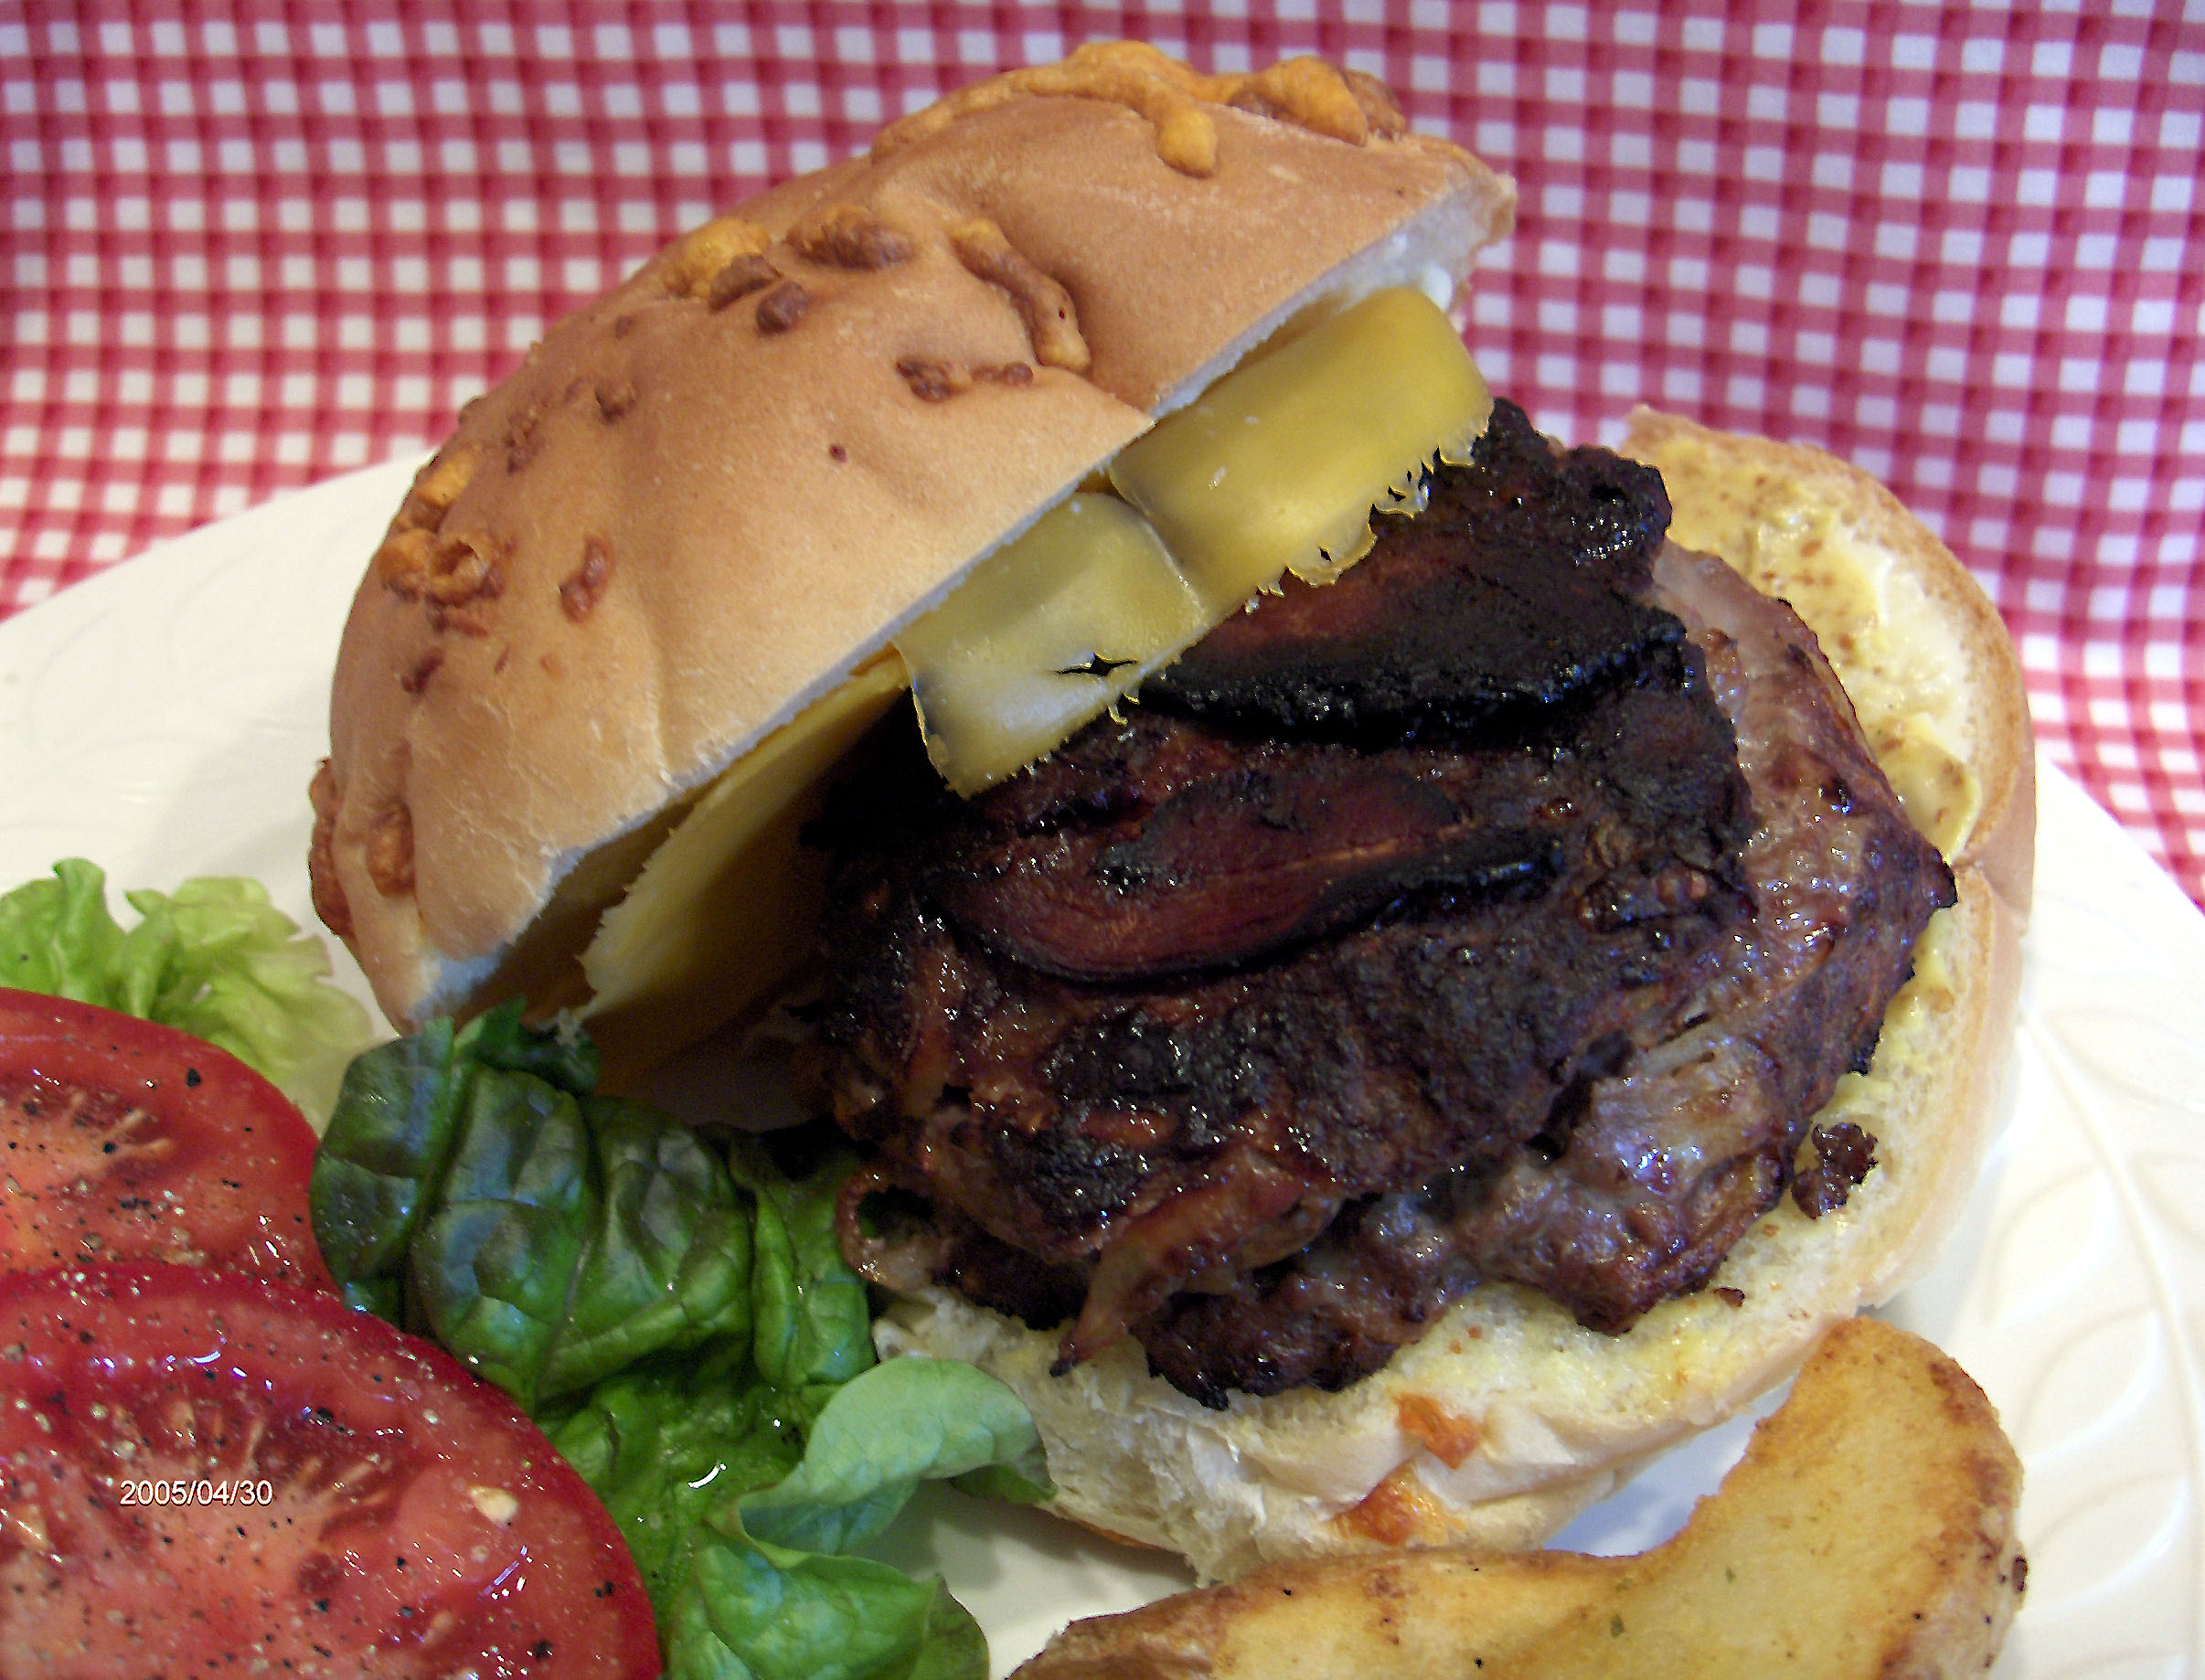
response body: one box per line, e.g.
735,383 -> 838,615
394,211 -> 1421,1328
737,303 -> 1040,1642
5,3 -> 2201,906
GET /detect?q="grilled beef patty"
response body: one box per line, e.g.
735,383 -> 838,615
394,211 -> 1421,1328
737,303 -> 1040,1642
816,400 -> 1955,1406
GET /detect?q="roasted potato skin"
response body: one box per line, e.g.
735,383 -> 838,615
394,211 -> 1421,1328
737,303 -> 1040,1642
1014,1550 -> 1614,1679
1014,1318 -> 2025,1679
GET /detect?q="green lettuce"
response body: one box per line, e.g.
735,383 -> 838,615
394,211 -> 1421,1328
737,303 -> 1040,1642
313,1013 -> 1052,1680
726,1135 -> 875,1394
738,1357 -> 1051,1556
0,859 -> 371,1121
544,1343 -> 802,1606
549,1352 -> 1040,1680
313,1002 -> 751,1403
668,1534 -> 987,1680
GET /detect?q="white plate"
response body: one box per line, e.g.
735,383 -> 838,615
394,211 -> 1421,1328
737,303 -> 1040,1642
3,458 -> 2200,1676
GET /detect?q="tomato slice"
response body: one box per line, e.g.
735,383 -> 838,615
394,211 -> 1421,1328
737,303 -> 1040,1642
0,1264 -> 657,1676
0,987 -> 332,1289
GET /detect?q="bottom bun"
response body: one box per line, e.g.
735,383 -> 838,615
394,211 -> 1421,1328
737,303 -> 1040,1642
877,842 -> 2021,1582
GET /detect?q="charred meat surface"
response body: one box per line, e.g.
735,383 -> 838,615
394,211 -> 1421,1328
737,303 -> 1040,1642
817,400 -> 1955,1406
1145,420 -> 1678,738
1134,546 -> 1955,1399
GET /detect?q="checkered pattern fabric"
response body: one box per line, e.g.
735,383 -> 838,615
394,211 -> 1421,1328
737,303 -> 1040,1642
5,2 -> 2201,905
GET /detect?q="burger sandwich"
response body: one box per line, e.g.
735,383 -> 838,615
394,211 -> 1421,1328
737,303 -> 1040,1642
309,43 -> 2031,1580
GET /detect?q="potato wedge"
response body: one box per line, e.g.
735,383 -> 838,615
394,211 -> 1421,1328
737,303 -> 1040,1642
1013,1549 -> 1616,1679
1507,1317 -> 2025,1676
1013,1319 -> 2024,1679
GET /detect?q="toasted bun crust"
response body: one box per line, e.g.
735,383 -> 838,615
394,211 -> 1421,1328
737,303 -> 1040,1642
314,47 -> 1514,1030
1623,409 -> 2034,915
877,417 -> 2032,1580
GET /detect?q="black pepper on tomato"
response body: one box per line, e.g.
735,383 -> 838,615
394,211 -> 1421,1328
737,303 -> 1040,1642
0,1264 -> 658,1676
0,988 -> 333,1288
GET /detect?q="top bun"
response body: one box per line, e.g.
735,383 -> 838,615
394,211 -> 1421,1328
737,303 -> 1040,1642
311,44 -> 1515,1032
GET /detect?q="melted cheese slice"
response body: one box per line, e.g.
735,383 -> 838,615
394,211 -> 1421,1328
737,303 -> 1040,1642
1111,285 -> 1492,605
900,286 -> 1493,793
576,287 -> 1494,1063
896,494 -> 1208,794
579,654 -> 907,1047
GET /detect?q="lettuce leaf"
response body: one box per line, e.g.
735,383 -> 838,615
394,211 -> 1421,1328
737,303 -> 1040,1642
309,1016 -> 472,1315
669,1534 -> 986,1680
314,1013 -> 1045,1680
313,1004 -> 751,1406
0,859 -> 370,1122
725,1135 -> 875,1393
544,1343 -> 801,1606
739,1357 -> 1050,1555
549,1351 -> 1034,1680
